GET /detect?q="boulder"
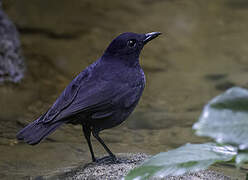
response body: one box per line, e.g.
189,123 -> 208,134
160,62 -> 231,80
0,0 -> 25,83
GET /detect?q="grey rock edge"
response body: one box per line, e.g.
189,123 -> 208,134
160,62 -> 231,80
43,153 -> 234,180
0,1 -> 25,83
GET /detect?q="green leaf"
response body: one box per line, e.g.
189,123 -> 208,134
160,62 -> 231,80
193,87 -> 248,150
124,143 -> 237,180
236,152 -> 248,167
125,166 -> 164,180
211,98 -> 248,112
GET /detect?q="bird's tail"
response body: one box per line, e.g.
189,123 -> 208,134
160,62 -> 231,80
16,119 -> 64,145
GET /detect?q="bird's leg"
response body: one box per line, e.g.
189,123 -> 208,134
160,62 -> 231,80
92,130 -> 117,162
82,125 -> 96,162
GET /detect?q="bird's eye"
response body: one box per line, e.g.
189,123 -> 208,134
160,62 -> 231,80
127,39 -> 136,48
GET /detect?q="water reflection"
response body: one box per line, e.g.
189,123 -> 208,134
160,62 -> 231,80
0,0 -> 248,179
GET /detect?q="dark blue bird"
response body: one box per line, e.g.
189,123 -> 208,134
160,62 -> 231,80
17,32 -> 161,162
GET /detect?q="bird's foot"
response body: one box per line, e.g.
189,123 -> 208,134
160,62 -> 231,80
94,155 -> 120,164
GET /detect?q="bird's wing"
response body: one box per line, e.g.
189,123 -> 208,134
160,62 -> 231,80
41,68 -> 130,124
53,80 -> 126,121
41,69 -> 89,123
60,82 -> 144,121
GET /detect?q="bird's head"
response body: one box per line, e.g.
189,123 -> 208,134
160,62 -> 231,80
102,32 -> 161,65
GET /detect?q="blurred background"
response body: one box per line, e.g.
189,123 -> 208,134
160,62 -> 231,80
1,0 -> 248,179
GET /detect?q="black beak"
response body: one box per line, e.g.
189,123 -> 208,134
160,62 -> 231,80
143,32 -> 161,44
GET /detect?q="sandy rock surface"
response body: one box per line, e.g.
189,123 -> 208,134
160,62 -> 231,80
44,153 -> 234,180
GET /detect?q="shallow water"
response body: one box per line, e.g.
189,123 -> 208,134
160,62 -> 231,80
1,0 -> 248,179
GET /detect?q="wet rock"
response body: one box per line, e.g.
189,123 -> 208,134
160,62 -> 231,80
204,74 -> 227,81
47,153 -> 149,180
226,0 -> 248,9
0,1 -> 25,83
215,81 -> 236,91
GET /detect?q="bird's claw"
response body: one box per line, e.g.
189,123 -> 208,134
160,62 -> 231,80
94,155 -> 120,164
